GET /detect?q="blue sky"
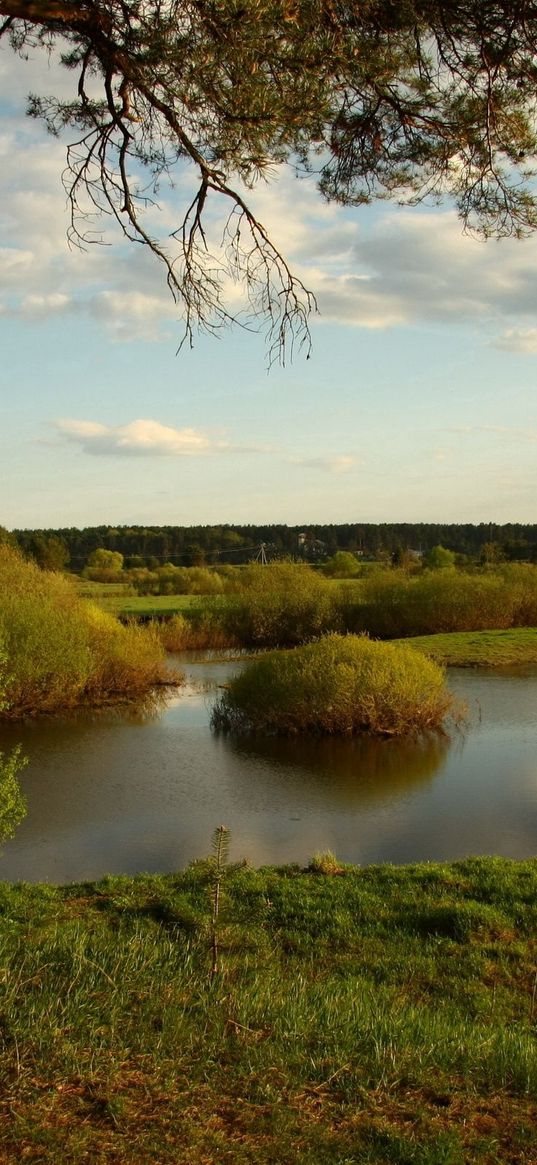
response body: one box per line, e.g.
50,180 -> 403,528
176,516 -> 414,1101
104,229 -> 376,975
2,41 -> 537,531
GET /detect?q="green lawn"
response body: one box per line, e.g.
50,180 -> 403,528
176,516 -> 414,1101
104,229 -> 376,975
396,627 -> 537,667
1,857 -> 537,1163
94,593 -> 206,617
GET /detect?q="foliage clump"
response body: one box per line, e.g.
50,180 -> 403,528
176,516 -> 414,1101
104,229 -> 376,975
0,641 -> 27,841
223,563 -> 337,647
351,565 -> 537,639
212,633 -> 454,737
0,546 -> 167,718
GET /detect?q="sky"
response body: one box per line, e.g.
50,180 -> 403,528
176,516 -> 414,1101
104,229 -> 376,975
2,40 -> 537,531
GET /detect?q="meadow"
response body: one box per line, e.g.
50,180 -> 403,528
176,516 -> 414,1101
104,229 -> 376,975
0,856 -> 536,1164
393,627 -> 537,667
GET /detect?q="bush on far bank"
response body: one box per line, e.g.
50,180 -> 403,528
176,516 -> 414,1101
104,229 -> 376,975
222,563 -> 339,647
343,565 -> 537,639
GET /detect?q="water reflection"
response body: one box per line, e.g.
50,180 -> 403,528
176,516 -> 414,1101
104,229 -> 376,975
223,731 -> 451,808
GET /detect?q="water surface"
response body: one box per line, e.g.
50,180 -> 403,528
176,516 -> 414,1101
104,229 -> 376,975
1,655 -> 537,881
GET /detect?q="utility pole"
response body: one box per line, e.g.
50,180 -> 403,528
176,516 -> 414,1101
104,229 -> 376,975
254,542 -> 268,565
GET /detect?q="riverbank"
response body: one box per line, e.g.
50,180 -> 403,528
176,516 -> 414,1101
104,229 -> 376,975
398,627 -> 537,667
1,856 -> 536,1163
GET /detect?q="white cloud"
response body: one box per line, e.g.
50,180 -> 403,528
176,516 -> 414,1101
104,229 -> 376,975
52,417 -> 279,457
55,418 -> 232,457
494,328 -> 537,353
20,292 -> 72,317
288,454 -> 358,474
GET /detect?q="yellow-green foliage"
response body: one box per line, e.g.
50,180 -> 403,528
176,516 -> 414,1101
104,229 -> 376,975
82,604 -> 166,701
213,633 -> 454,736
350,565 -> 537,638
224,563 -> 338,646
0,546 -> 165,717
158,611 -> 236,651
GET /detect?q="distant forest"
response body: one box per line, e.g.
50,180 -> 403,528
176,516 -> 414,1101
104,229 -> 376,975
9,522 -> 537,570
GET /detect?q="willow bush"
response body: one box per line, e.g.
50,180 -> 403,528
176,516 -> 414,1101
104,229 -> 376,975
159,609 -> 236,651
212,633 -> 454,737
344,568 -> 537,639
0,546 -> 166,717
222,563 -> 338,647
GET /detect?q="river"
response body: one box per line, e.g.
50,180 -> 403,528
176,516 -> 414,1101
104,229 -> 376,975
1,654 -> 537,882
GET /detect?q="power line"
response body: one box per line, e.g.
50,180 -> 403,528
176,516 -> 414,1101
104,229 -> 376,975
65,543 -> 278,565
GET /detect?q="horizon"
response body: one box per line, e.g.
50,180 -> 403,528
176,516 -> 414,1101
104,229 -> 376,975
8,518 -> 536,533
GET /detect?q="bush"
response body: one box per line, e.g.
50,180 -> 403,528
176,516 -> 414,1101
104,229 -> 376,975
346,569 -> 524,638
0,546 -> 166,717
82,605 -> 167,701
159,610 -> 236,651
0,746 -> 27,843
322,551 -> 360,578
223,563 -> 338,646
0,641 -> 27,841
212,633 -> 454,736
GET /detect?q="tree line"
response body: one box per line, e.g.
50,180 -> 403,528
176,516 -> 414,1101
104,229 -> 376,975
7,523 -> 537,572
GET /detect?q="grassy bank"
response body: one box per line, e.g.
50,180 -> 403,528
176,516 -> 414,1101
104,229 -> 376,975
398,627 -> 537,667
0,857 -> 536,1163
95,593 -> 204,618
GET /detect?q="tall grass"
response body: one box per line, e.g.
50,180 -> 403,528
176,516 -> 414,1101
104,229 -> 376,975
0,546 -> 168,718
213,633 -> 454,736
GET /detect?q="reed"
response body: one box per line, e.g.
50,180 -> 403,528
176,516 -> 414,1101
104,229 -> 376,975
158,610 -> 237,651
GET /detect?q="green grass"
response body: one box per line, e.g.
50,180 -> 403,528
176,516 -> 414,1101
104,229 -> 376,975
95,593 -> 206,617
1,856 -> 537,1163
396,627 -> 537,667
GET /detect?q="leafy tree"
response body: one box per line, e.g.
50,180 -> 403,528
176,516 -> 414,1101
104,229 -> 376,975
2,2 -> 537,359
480,540 -> 505,565
26,534 -> 70,572
86,548 -> 124,573
424,544 -> 456,570
323,550 -> 359,578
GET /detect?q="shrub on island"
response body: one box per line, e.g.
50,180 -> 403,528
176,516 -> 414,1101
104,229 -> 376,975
212,633 -> 454,737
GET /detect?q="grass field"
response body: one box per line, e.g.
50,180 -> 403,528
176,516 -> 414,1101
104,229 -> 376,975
94,593 -> 206,617
1,857 -> 537,1163
398,627 -> 537,667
